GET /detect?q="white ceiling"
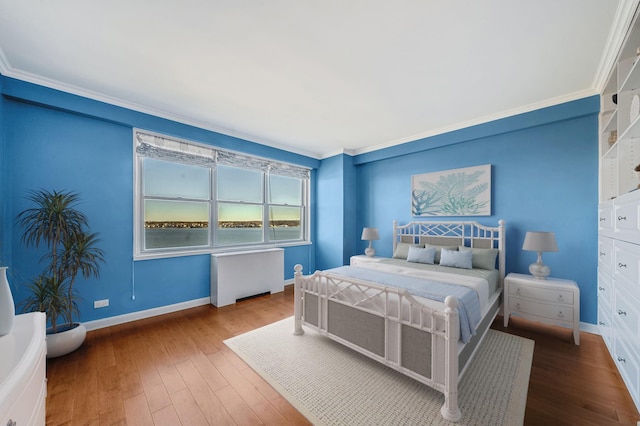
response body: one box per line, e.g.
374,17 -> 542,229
0,1 -> 634,159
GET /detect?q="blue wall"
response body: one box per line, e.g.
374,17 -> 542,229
315,154 -> 358,270
352,98 -> 600,324
1,75 -> 318,324
1,73 -> 601,326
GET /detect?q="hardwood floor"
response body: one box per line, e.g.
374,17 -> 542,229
46,286 -> 640,425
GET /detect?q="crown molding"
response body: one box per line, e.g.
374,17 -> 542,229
351,88 -> 598,157
0,65 -> 323,160
593,0 -> 640,91
0,48 -> 10,75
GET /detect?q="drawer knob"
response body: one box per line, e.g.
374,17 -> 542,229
618,263 -> 627,269
600,217 -> 606,222
618,309 -> 627,316
599,286 -> 605,291
515,288 -> 521,295
7,420 -> 16,426
557,295 -> 564,302
599,251 -> 606,256
617,215 -> 627,221
515,302 -> 521,310
557,311 -> 564,318
618,356 -> 626,363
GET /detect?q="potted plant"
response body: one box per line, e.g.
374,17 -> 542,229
17,189 -> 105,357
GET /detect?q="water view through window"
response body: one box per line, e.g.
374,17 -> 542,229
136,133 -> 308,255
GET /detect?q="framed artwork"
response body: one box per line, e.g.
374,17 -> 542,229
411,164 -> 491,216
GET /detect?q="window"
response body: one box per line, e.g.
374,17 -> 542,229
134,130 -> 310,258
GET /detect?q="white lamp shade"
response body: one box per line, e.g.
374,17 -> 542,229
522,231 -> 558,253
361,227 -> 380,241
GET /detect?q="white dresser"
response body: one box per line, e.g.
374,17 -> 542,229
504,273 -> 580,345
0,312 -> 47,426
598,190 -> 640,412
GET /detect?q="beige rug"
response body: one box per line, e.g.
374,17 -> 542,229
224,317 -> 534,426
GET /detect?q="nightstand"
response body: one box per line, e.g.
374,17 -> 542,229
504,272 -> 580,345
350,255 -> 382,266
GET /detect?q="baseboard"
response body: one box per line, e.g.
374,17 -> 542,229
83,297 -> 211,331
579,321 -> 600,335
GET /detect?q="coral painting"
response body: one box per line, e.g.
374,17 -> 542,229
411,165 -> 491,216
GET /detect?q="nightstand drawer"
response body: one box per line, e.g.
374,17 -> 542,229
509,283 -> 574,305
509,296 -> 574,322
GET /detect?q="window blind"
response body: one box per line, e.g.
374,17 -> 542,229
135,131 -> 310,179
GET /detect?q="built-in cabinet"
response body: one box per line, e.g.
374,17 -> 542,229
597,191 -> 640,412
598,5 -> 640,413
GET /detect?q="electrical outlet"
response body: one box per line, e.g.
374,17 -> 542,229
94,299 -> 109,308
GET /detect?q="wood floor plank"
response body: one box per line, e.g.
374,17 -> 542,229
175,358 -> 236,425
151,405 -> 181,426
214,384 -> 264,425
169,388 -> 210,426
190,350 -> 229,392
44,287 -> 639,425
134,358 -> 172,414
123,392 -> 154,426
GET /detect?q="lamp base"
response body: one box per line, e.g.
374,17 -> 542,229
529,261 -> 550,279
365,247 -> 376,257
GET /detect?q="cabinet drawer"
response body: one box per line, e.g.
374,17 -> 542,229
614,338 -> 639,405
598,236 -> 614,273
599,302 -> 614,351
614,191 -> 640,244
613,239 -> 640,286
598,267 -> 613,311
509,283 -> 573,305
509,296 -> 574,322
599,201 -> 615,234
614,285 -> 640,337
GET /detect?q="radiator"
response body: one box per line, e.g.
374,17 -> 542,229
210,248 -> 284,307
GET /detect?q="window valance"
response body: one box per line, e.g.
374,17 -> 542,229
135,131 -> 310,179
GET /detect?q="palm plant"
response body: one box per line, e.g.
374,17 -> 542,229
17,189 -> 105,333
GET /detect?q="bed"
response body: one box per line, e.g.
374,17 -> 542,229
292,220 -> 505,422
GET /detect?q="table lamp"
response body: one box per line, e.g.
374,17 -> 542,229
522,231 -> 558,279
361,227 -> 380,257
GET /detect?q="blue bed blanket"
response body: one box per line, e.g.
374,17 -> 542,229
325,266 -> 481,343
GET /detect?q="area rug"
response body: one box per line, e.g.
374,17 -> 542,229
224,317 -> 534,426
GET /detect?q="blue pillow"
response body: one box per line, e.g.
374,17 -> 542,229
406,246 -> 436,264
439,248 -> 473,269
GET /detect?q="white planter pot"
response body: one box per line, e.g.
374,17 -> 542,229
46,323 -> 86,358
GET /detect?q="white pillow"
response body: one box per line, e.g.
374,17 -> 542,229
406,246 -> 436,264
439,248 -> 473,269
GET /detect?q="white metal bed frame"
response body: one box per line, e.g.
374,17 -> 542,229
293,220 -> 505,422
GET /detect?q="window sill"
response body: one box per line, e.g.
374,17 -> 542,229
134,240 -> 312,261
